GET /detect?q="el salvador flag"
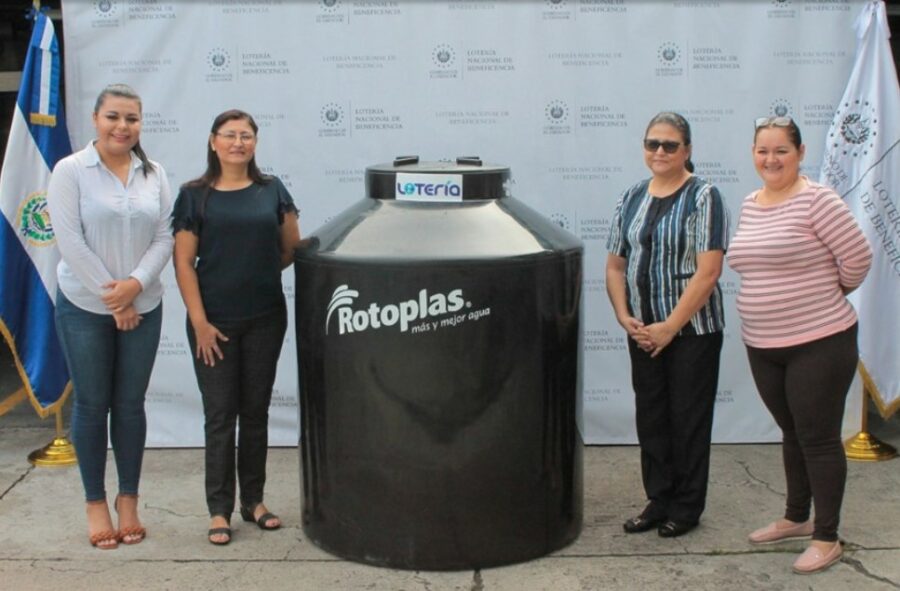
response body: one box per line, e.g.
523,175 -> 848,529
0,11 -> 73,417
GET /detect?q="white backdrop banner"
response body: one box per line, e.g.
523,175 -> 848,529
60,0 -> 866,446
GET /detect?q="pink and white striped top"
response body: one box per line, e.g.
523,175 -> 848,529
726,180 -> 872,348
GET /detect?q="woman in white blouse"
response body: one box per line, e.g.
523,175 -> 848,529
48,84 -> 173,550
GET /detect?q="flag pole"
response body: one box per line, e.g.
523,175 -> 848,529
844,385 -> 897,462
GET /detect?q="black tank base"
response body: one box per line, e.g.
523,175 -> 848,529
300,437 -> 583,571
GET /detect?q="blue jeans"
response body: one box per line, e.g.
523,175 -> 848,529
55,290 -> 162,502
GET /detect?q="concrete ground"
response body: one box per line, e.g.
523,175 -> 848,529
1,347 -> 899,591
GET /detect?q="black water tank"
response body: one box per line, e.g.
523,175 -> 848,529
295,157 -> 583,570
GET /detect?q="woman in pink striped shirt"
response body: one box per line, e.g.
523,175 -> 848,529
727,117 -> 871,575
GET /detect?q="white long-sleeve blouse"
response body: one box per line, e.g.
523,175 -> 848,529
47,141 -> 173,315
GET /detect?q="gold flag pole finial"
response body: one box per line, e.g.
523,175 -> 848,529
28,404 -> 78,467
845,386 -> 898,462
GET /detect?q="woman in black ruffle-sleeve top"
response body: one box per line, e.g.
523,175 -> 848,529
172,109 -> 300,545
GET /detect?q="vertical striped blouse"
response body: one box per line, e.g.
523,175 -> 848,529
607,176 -> 730,336
726,179 -> 872,348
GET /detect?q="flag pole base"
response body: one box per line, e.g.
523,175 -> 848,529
844,431 -> 898,462
27,436 -> 78,467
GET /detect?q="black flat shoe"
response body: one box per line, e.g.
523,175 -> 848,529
657,519 -> 697,538
240,505 -> 281,530
623,514 -> 666,534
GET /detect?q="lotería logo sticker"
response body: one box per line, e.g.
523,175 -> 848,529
395,173 -> 463,201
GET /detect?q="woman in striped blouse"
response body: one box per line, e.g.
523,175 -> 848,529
727,117 -> 871,574
606,112 -> 729,539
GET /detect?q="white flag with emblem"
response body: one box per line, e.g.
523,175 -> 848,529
820,0 -> 900,417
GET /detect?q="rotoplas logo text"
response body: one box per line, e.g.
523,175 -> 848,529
326,285 -> 466,335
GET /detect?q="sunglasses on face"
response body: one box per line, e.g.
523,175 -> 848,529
643,139 -> 682,154
754,116 -> 793,129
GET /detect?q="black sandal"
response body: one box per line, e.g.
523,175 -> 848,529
207,515 -> 232,545
240,504 -> 281,530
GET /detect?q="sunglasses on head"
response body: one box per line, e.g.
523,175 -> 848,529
643,139 -> 682,154
755,116 -> 793,129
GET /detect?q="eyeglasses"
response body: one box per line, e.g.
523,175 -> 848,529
643,139 -> 682,154
215,132 -> 256,143
754,116 -> 793,129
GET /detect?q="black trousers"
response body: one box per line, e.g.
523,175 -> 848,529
746,324 -> 858,542
628,331 -> 723,525
187,305 -> 287,518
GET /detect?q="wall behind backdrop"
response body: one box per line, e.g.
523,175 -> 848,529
61,0 -> 866,446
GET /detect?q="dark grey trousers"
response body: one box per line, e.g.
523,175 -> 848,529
187,305 -> 287,518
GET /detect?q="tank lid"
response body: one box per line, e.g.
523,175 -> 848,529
366,156 -> 510,201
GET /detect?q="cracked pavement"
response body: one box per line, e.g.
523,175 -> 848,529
0,356 -> 900,591
1,396 -> 898,590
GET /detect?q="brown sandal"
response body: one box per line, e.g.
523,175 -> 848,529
89,529 -> 119,549
115,494 -> 146,545
86,500 -> 118,550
